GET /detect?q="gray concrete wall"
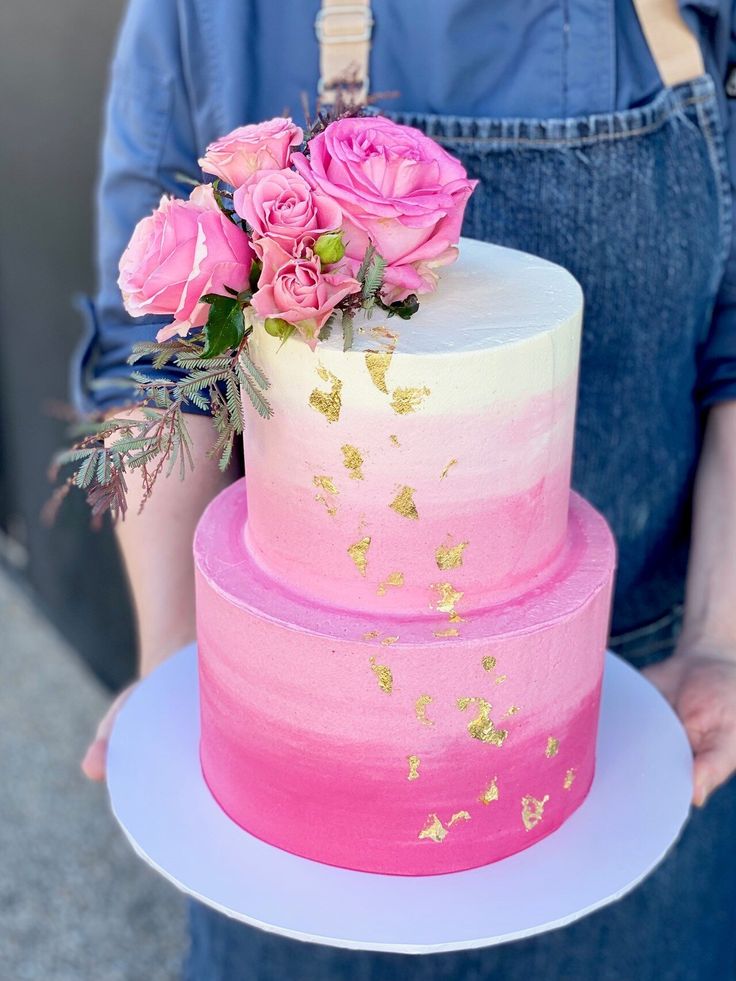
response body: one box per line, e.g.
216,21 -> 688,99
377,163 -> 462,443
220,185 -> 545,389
0,0 -> 135,687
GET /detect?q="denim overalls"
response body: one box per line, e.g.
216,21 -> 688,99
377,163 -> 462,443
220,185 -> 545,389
184,7 -> 736,980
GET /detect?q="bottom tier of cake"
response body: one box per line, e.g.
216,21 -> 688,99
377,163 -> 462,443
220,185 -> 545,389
194,480 -> 616,876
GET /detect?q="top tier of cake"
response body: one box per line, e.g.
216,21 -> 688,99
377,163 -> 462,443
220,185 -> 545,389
242,238 -> 583,618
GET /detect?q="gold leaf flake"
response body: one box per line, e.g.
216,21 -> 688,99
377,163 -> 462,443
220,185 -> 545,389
440,458 -> 458,480
381,636 -> 399,646
313,475 -> 338,495
448,611 -> 465,623
364,350 -> 394,394
362,630 -> 380,640
457,697 -> 508,747
521,794 -> 550,831
448,810 -> 471,827
418,813 -> 447,843
390,434 -> 400,447
308,364 -> 343,423
435,540 -> 468,571
563,768 -> 576,790
417,810 -> 470,844
434,627 -> 460,638
415,695 -> 435,726
407,755 -> 420,781
390,485 -> 419,520
479,777 -> 499,805
482,656 -> 497,672
369,656 -> 393,694
347,536 -> 371,577
314,494 -> 337,516
341,444 -> 364,480
377,572 -> 404,595
545,737 -> 560,758
432,582 -> 463,615
390,386 -> 431,415
495,674 -> 508,686
505,705 -> 521,717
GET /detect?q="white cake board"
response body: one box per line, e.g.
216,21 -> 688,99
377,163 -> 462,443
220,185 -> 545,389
107,647 -> 692,955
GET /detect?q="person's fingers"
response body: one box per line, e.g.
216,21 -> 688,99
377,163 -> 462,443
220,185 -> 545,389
96,687 -> 132,742
692,728 -> 736,807
81,738 -> 108,782
80,685 -> 135,782
641,657 -> 682,705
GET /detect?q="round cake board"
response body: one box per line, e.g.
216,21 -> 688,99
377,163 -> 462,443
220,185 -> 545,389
107,646 -> 692,955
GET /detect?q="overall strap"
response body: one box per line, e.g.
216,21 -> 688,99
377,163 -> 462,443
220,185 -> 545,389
315,0 -> 374,105
632,0 -> 704,87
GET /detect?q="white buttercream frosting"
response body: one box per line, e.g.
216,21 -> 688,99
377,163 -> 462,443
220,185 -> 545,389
248,237 -> 583,414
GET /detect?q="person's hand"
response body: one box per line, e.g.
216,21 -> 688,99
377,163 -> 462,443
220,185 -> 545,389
81,683 -> 137,781
643,644 -> 736,807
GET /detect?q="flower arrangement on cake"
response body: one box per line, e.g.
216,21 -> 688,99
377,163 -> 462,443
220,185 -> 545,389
52,105 -> 476,520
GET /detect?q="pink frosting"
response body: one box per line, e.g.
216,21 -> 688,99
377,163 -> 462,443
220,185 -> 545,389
195,481 -> 616,875
242,377 -> 577,617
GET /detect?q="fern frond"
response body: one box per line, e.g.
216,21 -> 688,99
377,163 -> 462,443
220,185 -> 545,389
356,244 -> 377,283
174,369 -> 230,400
174,355 -> 232,371
237,368 -> 273,419
318,311 -> 338,344
342,312 -> 354,352
186,388 -> 211,412
225,375 -> 244,433
96,451 -> 112,486
74,451 -> 99,490
361,252 -> 387,304
238,349 -> 269,390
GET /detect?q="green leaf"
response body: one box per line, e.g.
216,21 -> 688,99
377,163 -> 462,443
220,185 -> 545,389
381,293 -> 420,320
201,295 -> 245,358
249,258 -> 263,292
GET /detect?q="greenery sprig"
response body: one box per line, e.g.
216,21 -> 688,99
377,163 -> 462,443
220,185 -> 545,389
48,322 -> 271,525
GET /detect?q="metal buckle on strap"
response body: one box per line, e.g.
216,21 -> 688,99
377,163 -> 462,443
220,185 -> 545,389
317,75 -> 371,98
315,4 -> 374,44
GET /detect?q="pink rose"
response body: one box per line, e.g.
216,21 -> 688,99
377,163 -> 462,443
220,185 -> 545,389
252,239 -> 360,347
199,118 -> 304,187
292,116 -> 477,301
118,184 -> 254,342
233,168 -> 342,255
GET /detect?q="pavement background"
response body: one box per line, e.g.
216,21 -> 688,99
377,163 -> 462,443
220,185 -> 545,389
0,567 -> 187,980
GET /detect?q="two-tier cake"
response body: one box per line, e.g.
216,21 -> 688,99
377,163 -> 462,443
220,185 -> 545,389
194,237 -> 616,876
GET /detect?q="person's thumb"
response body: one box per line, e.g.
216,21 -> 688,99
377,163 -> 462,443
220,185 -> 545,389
81,684 -> 136,782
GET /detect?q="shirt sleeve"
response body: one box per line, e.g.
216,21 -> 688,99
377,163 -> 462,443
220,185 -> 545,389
69,0 -> 210,416
695,1 -> 736,408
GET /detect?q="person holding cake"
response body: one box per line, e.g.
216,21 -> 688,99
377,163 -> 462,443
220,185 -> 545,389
74,0 -> 736,978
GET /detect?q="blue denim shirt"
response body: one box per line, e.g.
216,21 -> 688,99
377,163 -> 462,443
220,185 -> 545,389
72,0 -> 736,414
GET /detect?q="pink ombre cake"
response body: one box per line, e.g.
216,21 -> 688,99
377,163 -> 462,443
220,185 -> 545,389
194,238 -> 616,875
